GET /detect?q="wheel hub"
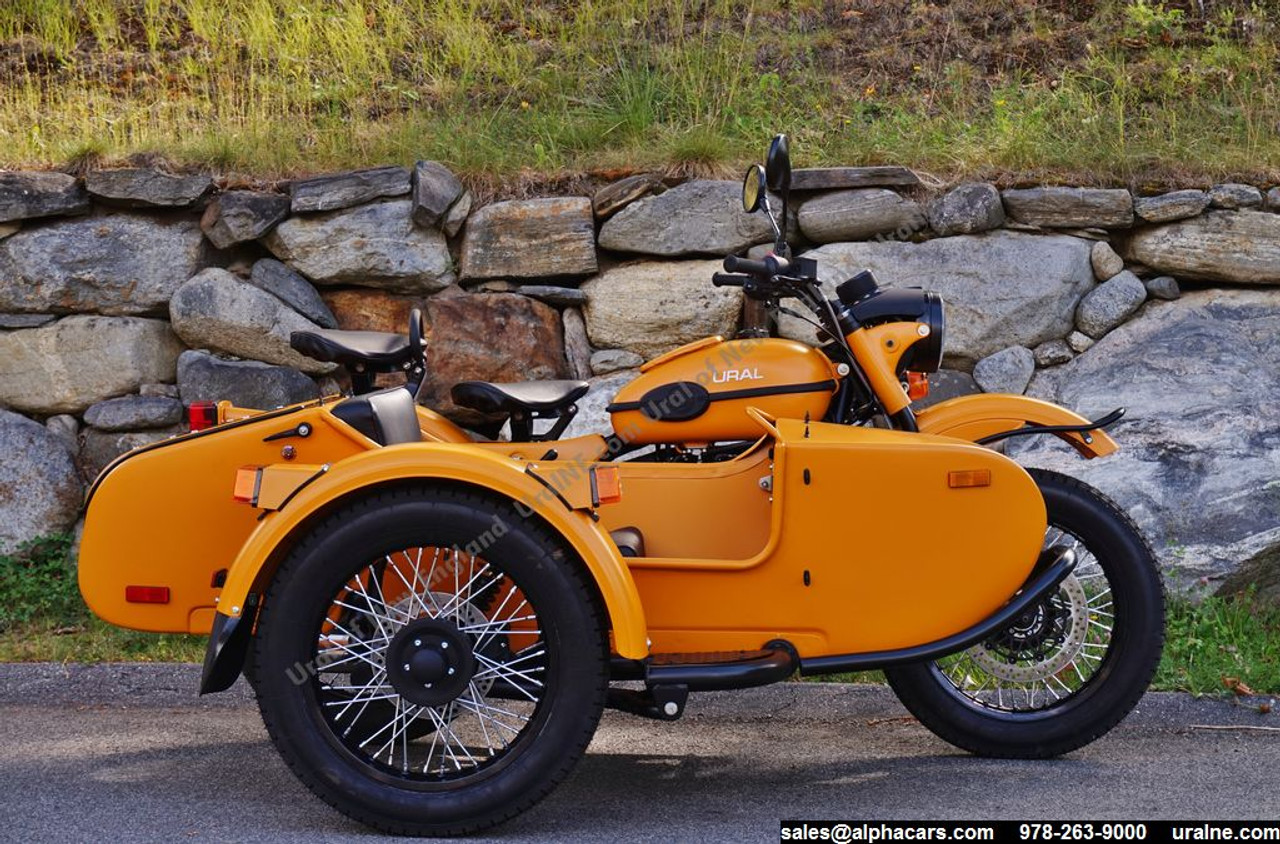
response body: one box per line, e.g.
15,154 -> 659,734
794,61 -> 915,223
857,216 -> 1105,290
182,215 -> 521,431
386,618 -> 476,707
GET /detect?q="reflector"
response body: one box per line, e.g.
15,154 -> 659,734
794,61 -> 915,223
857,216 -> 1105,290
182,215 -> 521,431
125,585 -> 170,604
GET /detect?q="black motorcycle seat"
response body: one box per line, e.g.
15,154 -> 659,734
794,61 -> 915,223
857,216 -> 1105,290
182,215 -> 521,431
290,329 -> 411,372
451,380 -> 590,416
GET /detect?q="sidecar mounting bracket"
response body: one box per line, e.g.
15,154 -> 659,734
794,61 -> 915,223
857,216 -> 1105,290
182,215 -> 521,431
606,684 -> 689,721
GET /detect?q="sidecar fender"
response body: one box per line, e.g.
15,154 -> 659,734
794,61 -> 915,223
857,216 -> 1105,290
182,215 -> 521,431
915,394 -> 1118,458
215,444 -> 649,658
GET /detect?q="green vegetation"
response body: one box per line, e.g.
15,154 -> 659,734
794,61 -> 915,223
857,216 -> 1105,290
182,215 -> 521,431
0,1 -> 1278,184
0,535 -> 204,663
1157,588 -> 1280,698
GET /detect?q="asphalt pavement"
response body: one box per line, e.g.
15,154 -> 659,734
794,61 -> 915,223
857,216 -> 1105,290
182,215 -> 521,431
0,663 -> 1277,842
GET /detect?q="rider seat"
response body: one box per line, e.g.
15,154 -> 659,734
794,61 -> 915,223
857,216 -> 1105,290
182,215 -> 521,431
451,380 -> 589,441
290,329 -> 413,393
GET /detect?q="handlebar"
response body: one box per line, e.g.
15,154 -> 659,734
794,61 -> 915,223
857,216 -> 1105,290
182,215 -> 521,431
723,255 -> 771,275
723,254 -> 793,277
712,272 -> 750,287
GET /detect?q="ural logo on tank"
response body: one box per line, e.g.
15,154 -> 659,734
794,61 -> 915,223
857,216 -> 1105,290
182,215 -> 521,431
713,368 -> 763,383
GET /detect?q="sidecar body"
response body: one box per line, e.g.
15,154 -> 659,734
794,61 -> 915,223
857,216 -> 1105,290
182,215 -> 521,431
79,390 -> 1046,668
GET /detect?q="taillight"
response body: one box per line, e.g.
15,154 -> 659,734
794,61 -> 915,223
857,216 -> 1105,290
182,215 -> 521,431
188,401 -> 218,431
125,585 -> 170,604
233,466 -> 263,505
906,371 -> 929,401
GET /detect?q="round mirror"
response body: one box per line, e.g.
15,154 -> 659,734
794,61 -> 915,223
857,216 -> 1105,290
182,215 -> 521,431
765,134 -> 791,193
742,164 -> 765,213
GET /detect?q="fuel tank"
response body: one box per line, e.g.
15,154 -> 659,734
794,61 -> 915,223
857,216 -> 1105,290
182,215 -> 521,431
607,336 -> 838,445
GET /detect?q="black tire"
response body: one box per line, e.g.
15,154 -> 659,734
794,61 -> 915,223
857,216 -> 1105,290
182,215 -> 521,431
251,485 -> 607,836
884,468 -> 1164,759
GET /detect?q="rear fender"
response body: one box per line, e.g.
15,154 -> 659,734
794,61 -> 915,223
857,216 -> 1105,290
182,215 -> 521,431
216,444 -> 649,657
915,394 -> 1118,458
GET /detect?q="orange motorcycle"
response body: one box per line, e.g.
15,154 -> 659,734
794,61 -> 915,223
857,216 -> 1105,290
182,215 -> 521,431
78,136 -> 1164,835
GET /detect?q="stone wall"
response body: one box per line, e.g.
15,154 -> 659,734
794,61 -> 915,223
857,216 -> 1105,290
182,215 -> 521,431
1,163 -> 1278,598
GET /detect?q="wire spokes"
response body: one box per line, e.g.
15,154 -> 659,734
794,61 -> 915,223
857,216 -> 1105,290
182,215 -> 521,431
311,546 -> 546,781
934,526 -> 1115,713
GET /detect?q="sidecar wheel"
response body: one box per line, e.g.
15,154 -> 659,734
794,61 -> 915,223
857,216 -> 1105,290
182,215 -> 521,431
250,485 -> 607,836
884,469 -> 1164,759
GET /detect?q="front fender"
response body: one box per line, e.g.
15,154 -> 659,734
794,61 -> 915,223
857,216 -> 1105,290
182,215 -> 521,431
215,444 -> 650,658
915,394 -> 1118,458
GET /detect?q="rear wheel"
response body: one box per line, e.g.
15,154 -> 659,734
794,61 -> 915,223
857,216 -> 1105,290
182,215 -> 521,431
251,485 -> 607,835
884,469 -> 1164,758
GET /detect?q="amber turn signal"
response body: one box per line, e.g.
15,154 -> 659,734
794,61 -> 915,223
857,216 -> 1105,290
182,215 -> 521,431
948,469 -> 992,489
906,372 -> 929,401
233,466 -> 263,504
591,466 -> 622,505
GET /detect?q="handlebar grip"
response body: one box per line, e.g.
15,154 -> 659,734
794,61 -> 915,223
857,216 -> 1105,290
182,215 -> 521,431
723,255 -> 771,275
712,273 -> 749,287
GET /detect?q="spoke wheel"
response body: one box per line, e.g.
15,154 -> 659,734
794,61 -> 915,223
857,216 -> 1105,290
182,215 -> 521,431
884,469 -> 1164,758
251,486 -> 606,836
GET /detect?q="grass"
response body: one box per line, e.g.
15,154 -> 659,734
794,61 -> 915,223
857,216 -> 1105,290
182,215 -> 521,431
2,534 -> 1277,699
0,1 -> 1277,185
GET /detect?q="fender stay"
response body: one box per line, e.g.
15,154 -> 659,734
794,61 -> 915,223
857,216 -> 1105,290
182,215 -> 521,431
915,394 -> 1120,458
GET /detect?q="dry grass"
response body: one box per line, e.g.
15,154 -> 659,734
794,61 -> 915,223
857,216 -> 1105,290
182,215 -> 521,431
0,1 -> 1278,186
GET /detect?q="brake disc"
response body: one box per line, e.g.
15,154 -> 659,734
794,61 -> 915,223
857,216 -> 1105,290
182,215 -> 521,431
970,575 -> 1091,683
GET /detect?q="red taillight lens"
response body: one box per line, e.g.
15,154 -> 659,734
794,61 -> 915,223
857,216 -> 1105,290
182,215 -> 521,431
188,401 -> 218,431
906,371 -> 929,401
125,585 -> 170,604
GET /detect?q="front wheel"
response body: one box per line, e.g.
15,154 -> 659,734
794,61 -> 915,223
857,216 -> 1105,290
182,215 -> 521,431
884,469 -> 1164,758
250,485 -> 608,836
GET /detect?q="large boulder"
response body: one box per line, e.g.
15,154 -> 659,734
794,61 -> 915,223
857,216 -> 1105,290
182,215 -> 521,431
85,168 -> 212,208
1002,187 -> 1134,228
176,350 -> 319,409
598,180 -> 773,257
1123,211 -> 1280,284
200,190 -> 290,248
169,268 -> 334,374
0,316 -> 182,414
580,260 -> 743,359
1015,289 -> 1280,583
797,188 -> 926,243
782,232 -> 1095,367
289,166 -> 410,214
417,293 -> 570,423
0,215 -> 209,315
460,197 -> 597,281
0,172 -> 90,224
263,200 -> 454,294
0,409 -> 84,554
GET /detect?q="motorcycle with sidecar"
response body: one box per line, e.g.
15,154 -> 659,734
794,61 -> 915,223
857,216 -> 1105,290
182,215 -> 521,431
78,136 -> 1164,836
